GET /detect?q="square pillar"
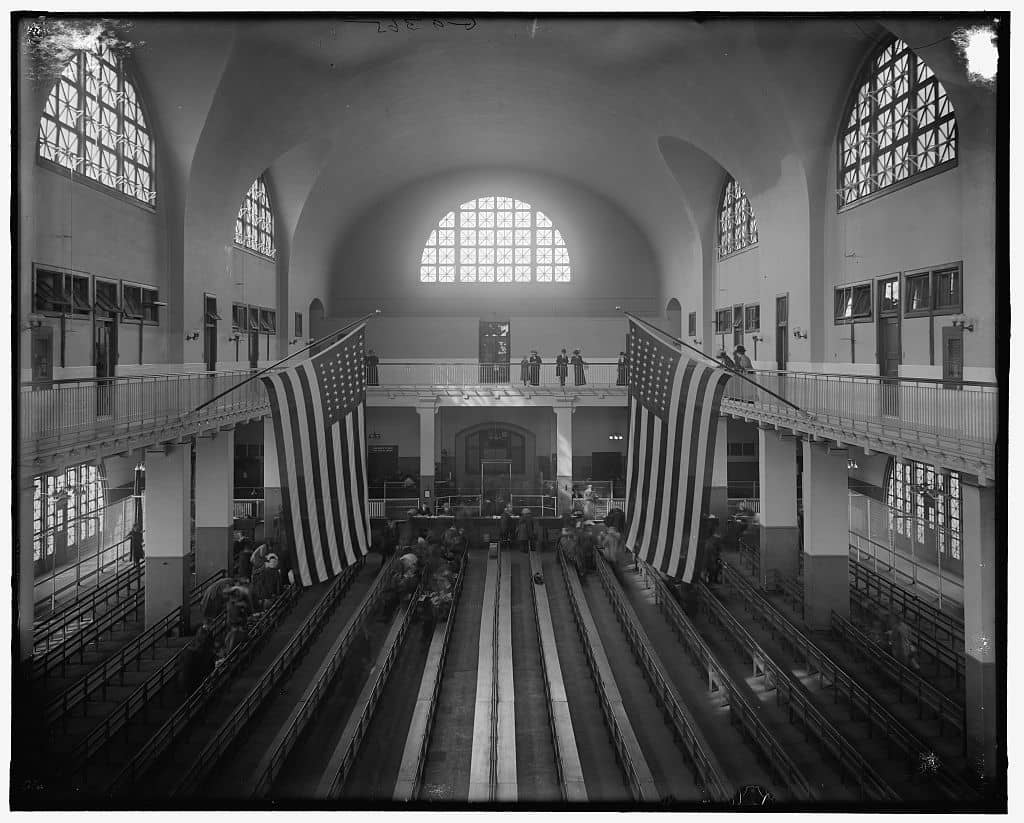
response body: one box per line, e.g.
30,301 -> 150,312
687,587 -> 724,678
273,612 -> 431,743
264,415 -> 283,536
709,416 -> 729,520
144,445 -> 191,630
554,406 -> 573,514
417,405 -> 436,503
962,481 -> 1001,785
801,440 -> 850,630
757,428 -> 800,588
195,429 -> 234,583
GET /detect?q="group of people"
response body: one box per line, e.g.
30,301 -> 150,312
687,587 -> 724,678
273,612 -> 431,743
382,521 -> 468,631
180,536 -> 292,694
718,344 -> 753,373
519,349 -> 589,387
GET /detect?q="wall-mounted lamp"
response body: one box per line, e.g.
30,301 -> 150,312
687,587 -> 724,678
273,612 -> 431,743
691,338 -> 702,346
951,315 -> 976,333
227,332 -> 242,343
185,329 -> 201,341
289,338 -> 301,345
792,327 -> 808,340
367,430 -> 383,440
847,458 -> 859,471
751,334 -> 765,344
608,433 -> 625,441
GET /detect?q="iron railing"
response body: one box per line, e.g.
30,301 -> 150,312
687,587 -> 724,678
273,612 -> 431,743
723,369 -> 997,454
373,360 -> 625,388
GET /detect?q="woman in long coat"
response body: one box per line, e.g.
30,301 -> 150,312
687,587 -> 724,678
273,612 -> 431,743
520,355 -> 530,385
571,349 -> 586,386
616,351 -> 629,386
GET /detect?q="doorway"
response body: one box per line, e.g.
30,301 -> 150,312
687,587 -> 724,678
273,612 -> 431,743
481,460 -> 513,509
248,306 -> 260,369
666,298 -> 682,339
775,295 -> 789,371
479,320 -> 510,383
31,326 -> 54,387
203,294 -> 219,372
94,318 -> 117,416
877,276 -> 901,416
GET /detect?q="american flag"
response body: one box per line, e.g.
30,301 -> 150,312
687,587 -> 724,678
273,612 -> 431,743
624,320 -> 733,582
261,326 -> 370,586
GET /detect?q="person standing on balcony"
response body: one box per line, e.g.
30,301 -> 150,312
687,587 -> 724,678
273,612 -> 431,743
529,350 -> 542,386
364,348 -> 380,386
555,349 -> 569,387
733,345 -> 753,373
571,349 -> 587,386
616,351 -> 628,386
130,523 -> 145,569
520,354 -> 530,386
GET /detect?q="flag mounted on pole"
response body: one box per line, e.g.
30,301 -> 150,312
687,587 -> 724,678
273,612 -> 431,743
261,325 -> 371,587
624,319 -> 733,583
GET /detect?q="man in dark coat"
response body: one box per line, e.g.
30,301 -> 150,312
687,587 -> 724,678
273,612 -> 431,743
515,507 -> 538,553
616,351 -> 629,386
571,350 -> 587,385
181,626 -> 216,694
529,351 -> 542,385
555,349 -> 569,387
520,355 -> 530,386
130,523 -> 145,568
499,504 -> 515,548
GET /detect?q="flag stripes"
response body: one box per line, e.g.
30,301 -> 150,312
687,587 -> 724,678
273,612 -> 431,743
261,326 -> 370,587
624,320 -> 733,582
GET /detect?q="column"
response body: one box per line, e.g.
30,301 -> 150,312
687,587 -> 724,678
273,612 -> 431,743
144,445 -> 191,630
801,440 -> 850,630
962,481 -> 1000,784
709,416 -> 729,520
417,404 -> 436,504
758,428 -> 800,588
264,415 -> 282,537
17,476 -> 35,665
194,429 -> 234,583
554,406 -> 573,515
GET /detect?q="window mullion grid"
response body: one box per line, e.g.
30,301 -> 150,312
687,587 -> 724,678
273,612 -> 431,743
115,56 -> 126,196
75,52 -> 87,178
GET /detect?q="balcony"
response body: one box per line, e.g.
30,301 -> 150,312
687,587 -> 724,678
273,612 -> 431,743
20,372 -> 271,475
369,360 -> 624,389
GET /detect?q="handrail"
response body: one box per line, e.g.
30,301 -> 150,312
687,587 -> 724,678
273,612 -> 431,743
316,580 -> 422,799
743,368 -> 996,390
34,564 -> 142,652
170,560 -> 365,797
696,581 -> 899,801
32,588 -> 144,681
528,551 -> 588,803
44,604 -> 183,732
721,561 -> 976,801
249,557 -> 396,798
593,554 -> 733,803
557,549 -> 659,803
393,553 -> 469,801
849,558 -> 964,650
43,569 -> 225,731
103,583 -> 301,796
636,561 -> 817,803
830,611 -> 965,740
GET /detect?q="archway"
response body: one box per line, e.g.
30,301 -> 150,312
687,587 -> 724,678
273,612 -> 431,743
453,421 -> 538,503
308,298 -> 326,342
666,297 -> 682,339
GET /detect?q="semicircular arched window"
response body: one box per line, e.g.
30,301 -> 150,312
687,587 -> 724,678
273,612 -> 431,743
420,196 -> 571,283
37,44 -> 155,206
718,175 -> 758,260
838,37 -> 958,208
235,174 -> 276,259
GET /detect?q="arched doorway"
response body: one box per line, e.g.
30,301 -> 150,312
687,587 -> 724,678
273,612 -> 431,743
454,422 -> 537,504
308,298 -> 326,340
666,297 -> 682,339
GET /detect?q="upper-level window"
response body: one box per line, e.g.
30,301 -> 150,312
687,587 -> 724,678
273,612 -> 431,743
37,45 -> 155,206
420,196 -> 571,283
718,176 -> 758,259
838,38 -> 958,208
235,175 -> 276,259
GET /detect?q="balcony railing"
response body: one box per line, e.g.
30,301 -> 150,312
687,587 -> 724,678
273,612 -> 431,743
723,370 -> 997,455
370,360 -> 625,388
20,371 -> 272,457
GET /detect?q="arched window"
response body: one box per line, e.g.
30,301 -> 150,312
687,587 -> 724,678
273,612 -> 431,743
718,176 -> 758,260
37,44 -> 155,206
885,458 -> 962,567
235,174 -> 276,259
838,37 -> 958,208
420,196 -> 571,283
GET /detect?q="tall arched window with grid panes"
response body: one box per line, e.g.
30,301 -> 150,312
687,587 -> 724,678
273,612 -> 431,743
718,176 -> 758,259
420,196 -> 571,283
235,174 -> 276,259
838,37 -> 958,208
885,457 -> 962,576
37,44 -> 155,205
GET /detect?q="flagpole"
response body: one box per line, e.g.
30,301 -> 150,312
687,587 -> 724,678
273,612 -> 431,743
616,307 -> 808,416
190,309 -> 381,414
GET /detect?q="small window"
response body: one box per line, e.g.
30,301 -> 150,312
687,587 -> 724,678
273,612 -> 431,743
69,275 -> 91,315
204,294 -> 221,323
714,308 -> 732,335
94,280 -> 119,315
248,306 -> 260,331
33,268 -> 65,314
879,278 -> 900,314
141,287 -> 160,324
834,283 -> 873,323
232,303 -> 247,331
903,263 -> 962,317
775,295 -> 789,325
744,304 -> 760,332
260,308 -> 276,334
122,284 -> 143,320
294,312 -> 303,337
687,312 -> 697,337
